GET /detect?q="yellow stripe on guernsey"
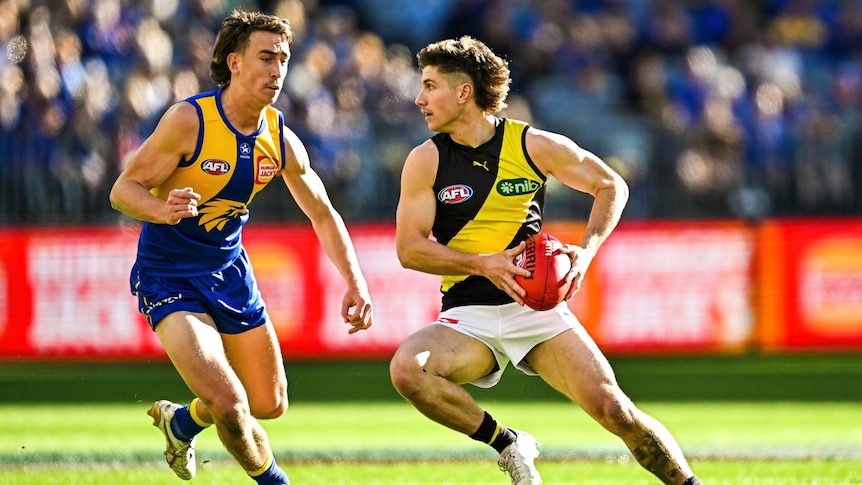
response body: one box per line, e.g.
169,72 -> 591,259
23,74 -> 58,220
151,92 -> 283,233
441,119 -> 542,292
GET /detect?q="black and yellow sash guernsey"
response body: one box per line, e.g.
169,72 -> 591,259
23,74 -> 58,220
431,118 -> 546,310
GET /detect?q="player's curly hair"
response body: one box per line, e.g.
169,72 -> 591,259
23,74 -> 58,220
210,10 -> 293,87
417,36 -> 511,114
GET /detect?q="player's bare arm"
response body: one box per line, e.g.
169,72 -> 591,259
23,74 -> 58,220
109,102 -> 201,225
395,141 -> 529,302
280,126 -> 373,333
526,128 -> 629,297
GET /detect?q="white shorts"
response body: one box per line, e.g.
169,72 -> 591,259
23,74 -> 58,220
432,301 -> 579,388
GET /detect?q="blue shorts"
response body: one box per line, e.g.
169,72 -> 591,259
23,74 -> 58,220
130,249 -> 269,334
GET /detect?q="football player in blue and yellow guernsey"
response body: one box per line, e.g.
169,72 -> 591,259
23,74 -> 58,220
110,10 -> 373,485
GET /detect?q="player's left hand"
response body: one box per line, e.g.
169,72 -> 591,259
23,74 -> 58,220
558,244 -> 593,300
342,287 -> 373,334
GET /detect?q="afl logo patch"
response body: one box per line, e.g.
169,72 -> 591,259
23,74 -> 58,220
201,159 -> 230,175
437,184 -> 473,204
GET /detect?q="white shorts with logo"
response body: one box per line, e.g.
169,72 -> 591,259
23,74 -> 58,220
432,301 -> 579,388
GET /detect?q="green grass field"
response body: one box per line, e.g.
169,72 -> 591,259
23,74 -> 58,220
2,401 -> 861,484
2,355 -> 861,484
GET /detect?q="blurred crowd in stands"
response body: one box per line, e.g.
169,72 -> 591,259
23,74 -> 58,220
0,0 -> 860,224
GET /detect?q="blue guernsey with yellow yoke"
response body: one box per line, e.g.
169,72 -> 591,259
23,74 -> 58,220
432,118 -> 546,310
135,89 -> 286,276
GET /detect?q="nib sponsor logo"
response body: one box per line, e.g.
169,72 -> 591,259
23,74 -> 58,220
497,178 -> 540,196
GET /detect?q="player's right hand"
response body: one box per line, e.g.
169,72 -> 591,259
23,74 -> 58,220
165,187 -> 201,224
481,242 -> 529,305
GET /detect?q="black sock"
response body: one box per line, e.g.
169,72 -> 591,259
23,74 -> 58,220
683,476 -> 702,485
469,411 -> 517,454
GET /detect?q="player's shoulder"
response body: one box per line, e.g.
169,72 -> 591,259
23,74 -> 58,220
407,138 -> 440,163
160,100 -> 200,128
415,137 -> 440,153
523,123 -> 563,142
524,124 -> 580,156
502,117 -> 530,131
401,139 -> 439,181
146,101 -> 200,148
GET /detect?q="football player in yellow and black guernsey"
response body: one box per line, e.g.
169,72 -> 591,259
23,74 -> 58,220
390,36 -> 702,485
110,10 -> 373,485
431,117 -> 543,311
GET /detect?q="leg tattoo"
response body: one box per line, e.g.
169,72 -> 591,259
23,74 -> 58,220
630,430 -> 684,484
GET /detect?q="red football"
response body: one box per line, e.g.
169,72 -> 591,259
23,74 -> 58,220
514,233 -> 573,311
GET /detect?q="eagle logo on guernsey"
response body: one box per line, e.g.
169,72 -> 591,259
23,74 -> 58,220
438,184 -> 473,204
200,159 -> 230,175
198,199 -> 248,232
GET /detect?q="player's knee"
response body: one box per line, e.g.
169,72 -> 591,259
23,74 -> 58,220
602,401 -> 638,436
586,390 -> 638,436
251,392 -> 288,419
208,400 -> 252,434
389,352 -> 424,399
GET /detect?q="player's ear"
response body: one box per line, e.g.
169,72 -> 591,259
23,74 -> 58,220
457,82 -> 473,103
227,52 -> 240,74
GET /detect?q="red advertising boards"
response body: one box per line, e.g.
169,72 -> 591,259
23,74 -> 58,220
758,218 -> 862,351
548,220 -> 758,354
0,223 -> 441,360
0,219 -> 860,360
0,225 -> 163,358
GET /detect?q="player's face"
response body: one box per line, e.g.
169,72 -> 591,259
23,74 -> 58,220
231,30 -> 290,106
415,66 -> 467,133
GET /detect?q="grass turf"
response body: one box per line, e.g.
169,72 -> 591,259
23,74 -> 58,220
2,401 -> 861,484
2,355 -> 861,483
4,460 -> 862,484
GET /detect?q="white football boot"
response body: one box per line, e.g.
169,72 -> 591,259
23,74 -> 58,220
148,400 -> 196,480
498,430 -> 542,485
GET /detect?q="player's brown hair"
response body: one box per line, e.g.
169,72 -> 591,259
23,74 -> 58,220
210,10 -> 293,87
417,36 -> 511,114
